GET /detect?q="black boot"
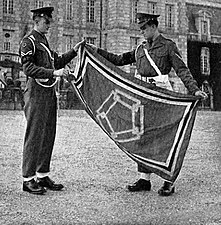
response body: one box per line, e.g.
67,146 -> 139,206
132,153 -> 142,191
158,181 -> 175,196
37,176 -> 64,191
23,179 -> 46,195
127,179 -> 151,192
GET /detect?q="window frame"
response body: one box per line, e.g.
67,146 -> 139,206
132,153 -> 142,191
3,31 -> 13,52
148,1 -> 157,14
66,0 -> 74,21
165,4 -> 174,29
195,10 -> 212,40
86,0 -> 95,23
85,37 -> 96,45
131,0 -> 139,24
34,0 -> 44,9
3,0 -> 14,14
200,47 -> 210,76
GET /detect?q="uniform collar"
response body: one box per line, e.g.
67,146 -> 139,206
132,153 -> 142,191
31,29 -> 49,46
149,34 -> 167,49
154,34 -> 167,44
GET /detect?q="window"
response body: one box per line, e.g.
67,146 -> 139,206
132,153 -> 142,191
3,32 -> 12,52
3,0 -> 14,14
131,0 -> 138,24
200,47 -> 210,76
165,4 -> 174,29
66,0 -> 74,20
86,37 -> 96,45
86,0 -> 95,23
201,20 -> 208,35
195,10 -> 212,40
148,1 -> 157,14
34,0 -> 44,9
4,42 -> 11,51
3,0 -> 7,14
64,35 -> 74,51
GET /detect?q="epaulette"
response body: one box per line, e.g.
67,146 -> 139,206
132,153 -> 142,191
161,35 -> 174,44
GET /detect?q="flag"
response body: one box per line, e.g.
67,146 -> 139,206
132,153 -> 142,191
70,45 -> 199,183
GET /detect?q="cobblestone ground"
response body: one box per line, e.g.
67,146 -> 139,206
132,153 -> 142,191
0,110 -> 220,225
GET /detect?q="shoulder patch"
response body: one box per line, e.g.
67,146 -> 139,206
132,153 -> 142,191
20,37 -> 35,57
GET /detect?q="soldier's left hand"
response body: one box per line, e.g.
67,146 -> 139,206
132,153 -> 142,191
195,90 -> 208,100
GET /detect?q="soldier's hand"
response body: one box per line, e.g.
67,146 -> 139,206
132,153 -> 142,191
73,39 -> 86,52
195,90 -> 208,100
53,68 -> 69,78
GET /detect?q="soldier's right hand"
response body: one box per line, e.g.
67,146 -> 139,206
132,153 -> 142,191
53,68 -> 69,78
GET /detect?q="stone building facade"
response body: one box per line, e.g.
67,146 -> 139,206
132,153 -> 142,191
1,0 -> 221,109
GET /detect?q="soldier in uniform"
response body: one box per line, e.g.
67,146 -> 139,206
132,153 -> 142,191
89,12 -> 208,196
19,6 -> 84,195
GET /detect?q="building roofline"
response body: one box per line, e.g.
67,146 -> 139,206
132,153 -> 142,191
186,0 -> 221,8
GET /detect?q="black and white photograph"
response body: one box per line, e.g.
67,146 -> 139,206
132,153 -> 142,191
0,0 -> 220,224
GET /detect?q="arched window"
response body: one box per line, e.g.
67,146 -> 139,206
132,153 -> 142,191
195,10 -> 212,41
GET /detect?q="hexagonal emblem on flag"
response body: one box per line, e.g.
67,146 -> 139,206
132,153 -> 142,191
96,89 -> 144,143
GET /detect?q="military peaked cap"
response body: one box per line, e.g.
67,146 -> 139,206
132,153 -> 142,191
31,6 -> 54,20
137,12 -> 160,28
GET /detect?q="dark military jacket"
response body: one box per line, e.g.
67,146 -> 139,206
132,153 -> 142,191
19,29 -> 77,88
97,34 -> 200,94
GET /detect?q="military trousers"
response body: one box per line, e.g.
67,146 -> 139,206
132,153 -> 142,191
22,84 -> 57,178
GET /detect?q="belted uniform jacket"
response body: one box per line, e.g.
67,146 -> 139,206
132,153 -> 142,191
19,29 -> 77,89
97,34 -> 200,94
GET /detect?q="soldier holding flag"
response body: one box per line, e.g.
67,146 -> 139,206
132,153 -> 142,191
19,6 -> 84,195
88,12 -> 207,196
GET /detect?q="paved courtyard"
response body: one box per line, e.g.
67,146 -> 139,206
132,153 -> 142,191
0,110 -> 220,225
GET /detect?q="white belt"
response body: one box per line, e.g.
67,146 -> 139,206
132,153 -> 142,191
135,73 -> 173,91
135,73 -> 169,83
149,74 -> 169,83
134,48 -> 173,91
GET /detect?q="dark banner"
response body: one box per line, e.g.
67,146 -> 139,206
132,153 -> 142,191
70,45 -> 200,182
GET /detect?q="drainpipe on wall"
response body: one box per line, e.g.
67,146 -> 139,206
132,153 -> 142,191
99,0 -> 103,48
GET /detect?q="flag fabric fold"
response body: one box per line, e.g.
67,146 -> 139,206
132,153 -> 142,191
70,44 -> 199,182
